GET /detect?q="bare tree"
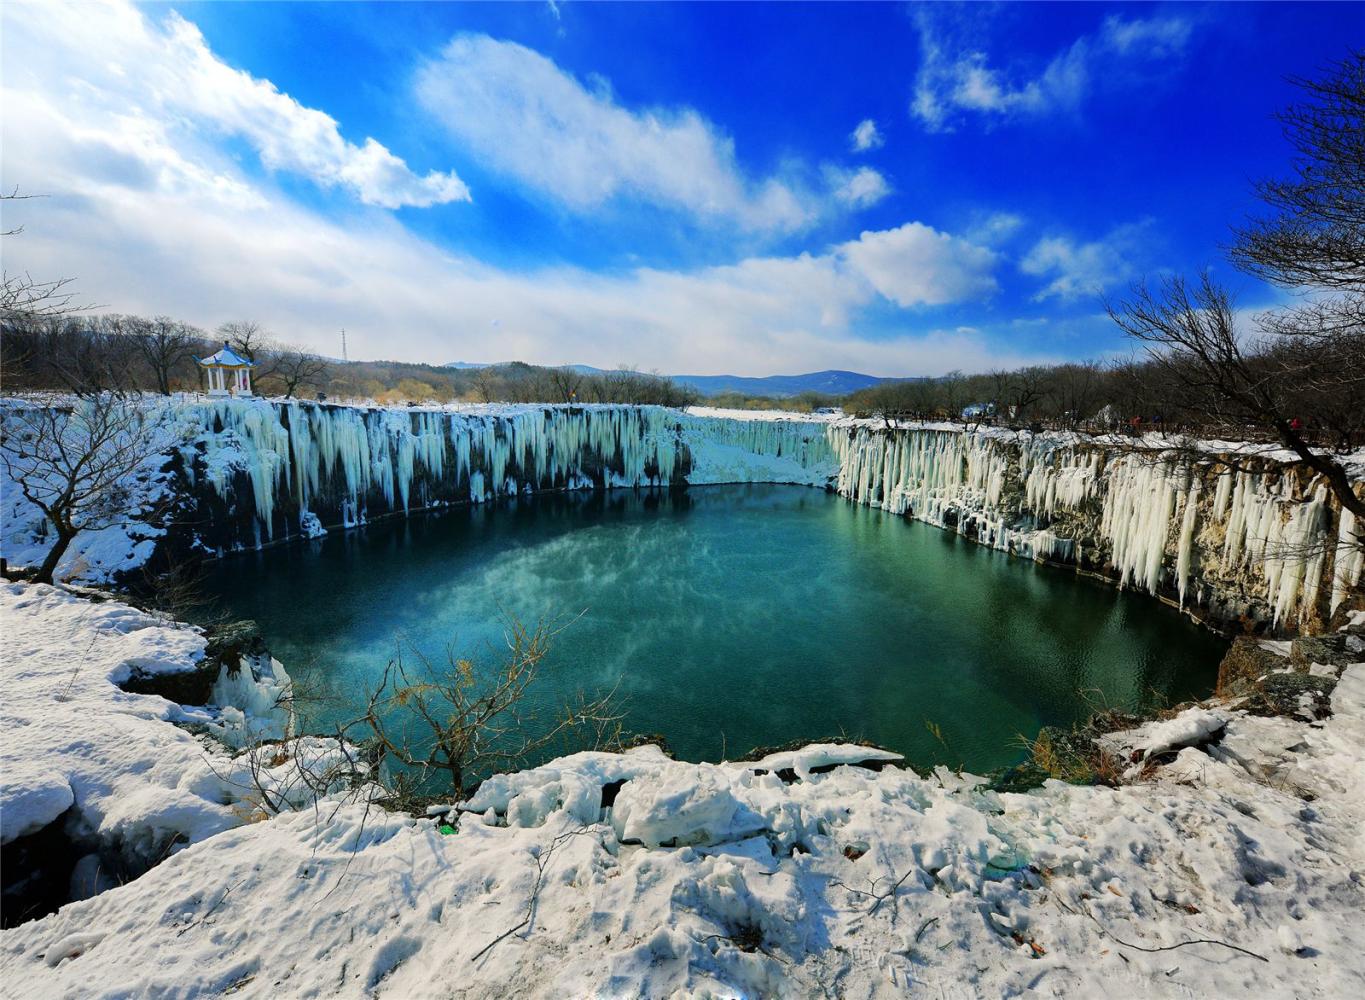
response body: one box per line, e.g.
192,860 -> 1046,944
124,315 -> 200,395
1,395 -> 173,584
0,189 -> 85,322
11,315 -> 143,396
271,346 -> 331,399
1109,54 -> 1365,518
1109,273 -> 1365,519
546,367 -> 584,404
471,367 -> 501,403
1229,50 -> 1364,294
1007,367 -> 1047,422
217,320 -> 271,364
355,617 -> 625,800
1047,362 -> 1103,429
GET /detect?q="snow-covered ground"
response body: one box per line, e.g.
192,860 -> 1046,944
2,584 -> 1363,998
0,584 -> 357,899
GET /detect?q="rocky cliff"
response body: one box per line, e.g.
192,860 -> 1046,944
4,398 -> 1360,634
830,424 -> 1364,633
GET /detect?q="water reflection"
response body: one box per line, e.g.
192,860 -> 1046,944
202,485 -> 1226,772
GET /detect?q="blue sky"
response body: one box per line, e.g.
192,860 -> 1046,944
1,1 -> 1357,375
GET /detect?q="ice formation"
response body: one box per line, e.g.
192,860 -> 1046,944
184,399 -> 838,543
2,397 -> 1359,627
827,423 -> 1361,626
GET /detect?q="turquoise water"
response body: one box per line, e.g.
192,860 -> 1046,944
200,485 -> 1225,774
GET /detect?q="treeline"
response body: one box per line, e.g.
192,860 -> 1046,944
0,313 -> 699,407
1,314 -> 332,399
846,364 -> 1107,429
843,343 -> 1365,451
701,390 -> 842,413
463,362 -> 699,407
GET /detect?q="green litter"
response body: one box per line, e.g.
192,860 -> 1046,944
438,824 -> 457,836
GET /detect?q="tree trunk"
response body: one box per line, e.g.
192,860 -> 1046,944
34,529 -> 75,585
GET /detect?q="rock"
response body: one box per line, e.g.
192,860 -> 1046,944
1290,635 -> 1359,673
1217,636 -> 1291,697
1251,672 -> 1338,720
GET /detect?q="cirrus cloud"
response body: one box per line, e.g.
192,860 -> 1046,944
911,10 -> 1195,133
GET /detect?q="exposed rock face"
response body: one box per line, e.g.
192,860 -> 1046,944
10,397 -> 1355,635
829,425 -> 1364,633
1215,630 -> 1364,719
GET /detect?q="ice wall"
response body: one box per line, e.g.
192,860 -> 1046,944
24,395 -> 1352,631
826,424 -> 1363,629
180,399 -> 838,550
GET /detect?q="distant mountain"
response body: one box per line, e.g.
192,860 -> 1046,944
443,362 -> 916,398
670,370 -> 916,398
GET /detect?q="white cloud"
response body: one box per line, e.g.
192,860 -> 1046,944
1100,15 -> 1193,58
838,223 -> 998,308
911,11 -> 1193,132
415,34 -> 882,231
826,166 -> 892,209
850,118 -> 884,152
1,0 -> 1040,377
966,211 -> 1025,246
2,183 -> 1016,375
2,1 -> 468,209
1019,222 -> 1150,302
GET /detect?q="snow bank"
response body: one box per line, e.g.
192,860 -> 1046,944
0,584 -> 223,847
1098,708 -> 1229,778
3,598 -> 1363,997
0,585 -> 347,859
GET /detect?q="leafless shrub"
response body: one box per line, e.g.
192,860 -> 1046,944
354,616 -> 627,800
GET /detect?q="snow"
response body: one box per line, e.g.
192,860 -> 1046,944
0,397 -> 180,583
0,584 -> 345,857
744,743 -> 903,776
1099,708 -> 1228,766
3,584 -> 1364,997
684,405 -> 843,423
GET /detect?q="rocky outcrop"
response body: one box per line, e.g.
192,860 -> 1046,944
829,425 -> 1364,633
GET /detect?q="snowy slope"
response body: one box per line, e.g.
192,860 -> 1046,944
0,585 -> 356,879
2,586 -> 1363,998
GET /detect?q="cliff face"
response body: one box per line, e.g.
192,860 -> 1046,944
829,424 -> 1364,633
170,399 -> 838,552
8,397 -> 1358,634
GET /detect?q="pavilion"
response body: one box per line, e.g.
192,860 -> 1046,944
198,342 -> 255,397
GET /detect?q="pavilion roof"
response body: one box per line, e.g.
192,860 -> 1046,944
198,342 -> 254,367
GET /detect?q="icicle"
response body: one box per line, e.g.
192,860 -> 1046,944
1331,508 -> 1364,616
1175,482 -> 1200,606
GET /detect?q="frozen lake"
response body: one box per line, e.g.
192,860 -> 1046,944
202,484 -> 1225,774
